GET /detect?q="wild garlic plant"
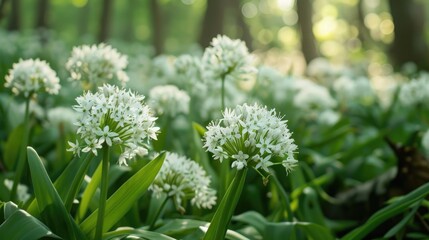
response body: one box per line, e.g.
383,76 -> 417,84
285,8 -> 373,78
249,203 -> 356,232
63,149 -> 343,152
69,84 -> 159,239
4,58 -> 60,202
202,103 -> 297,240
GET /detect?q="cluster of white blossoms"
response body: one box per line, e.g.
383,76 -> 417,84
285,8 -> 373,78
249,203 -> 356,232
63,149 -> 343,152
150,152 -> 217,212
148,85 -> 190,117
68,84 -> 159,165
333,76 -> 374,104
203,103 -> 298,174
293,79 -> 337,114
5,58 -> 60,97
202,35 -> 257,82
47,106 -> 79,132
174,54 -> 207,96
66,43 -> 129,87
398,74 -> 429,107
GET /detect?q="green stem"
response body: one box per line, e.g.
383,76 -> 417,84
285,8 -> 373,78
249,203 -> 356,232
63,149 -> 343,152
203,168 -> 248,240
64,152 -> 92,212
148,195 -> 169,230
95,146 -> 110,240
271,171 -> 294,222
11,98 -> 31,203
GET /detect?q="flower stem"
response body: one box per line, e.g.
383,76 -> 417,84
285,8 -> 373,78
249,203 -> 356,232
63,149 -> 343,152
11,98 -> 31,203
95,146 -> 110,240
148,194 -> 169,230
271,170 -> 294,222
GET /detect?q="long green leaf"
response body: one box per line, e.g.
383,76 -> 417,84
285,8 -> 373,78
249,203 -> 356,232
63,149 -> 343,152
155,219 -> 207,237
203,168 -> 248,240
192,122 -> 218,186
80,152 -> 166,237
342,182 -> 429,240
27,153 -> 94,216
103,227 -> 175,240
3,124 -> 24,170
26,147 -> 86,240
0,202 -> 60,239
232,211 -> 267,234
77,160 -> 102,222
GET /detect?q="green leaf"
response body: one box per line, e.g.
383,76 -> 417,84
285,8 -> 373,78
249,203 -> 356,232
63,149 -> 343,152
27,147 -> 86,240
384,201 -> 420,238
0,202 -> 60,239
232,211 -> 267,234
203,168 -> 248,240
264,221 -> 334,240
103,227 -> 175,240
199,226 -> 250,240
3,124 -> 24,170
155,218 -> 207,237
27,153 -> 94,216
80,152 -> 166,237
77,160 -> 102,222
342,182 -> 429,240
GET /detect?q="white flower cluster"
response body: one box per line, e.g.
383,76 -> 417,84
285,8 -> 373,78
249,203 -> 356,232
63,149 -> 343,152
202,35 -> 256,82
4,179 -> 30,203
149,85 -> 190,117
47,106 -> 79,132
68,84 -> 159,165
333,76 -> 374,104
66,43 -> 129,88
174,54 -> 207,96
150,152 -> 217,212
293,79 -> 337,114
203,103 -> 298,174
5,58 -> 60,97
398,74 -> 429,107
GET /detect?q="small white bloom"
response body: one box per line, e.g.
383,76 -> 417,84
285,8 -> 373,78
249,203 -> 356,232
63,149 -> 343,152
4,179 -> 30,203
202,35 -> 256,82
204,103 -> 298,176
399,74 -> 429,107
150,152 -> 217,212
69,84 -> 159,164
66,43 -> 129,88
148,85 -> 190,117
5,58 -> 60,97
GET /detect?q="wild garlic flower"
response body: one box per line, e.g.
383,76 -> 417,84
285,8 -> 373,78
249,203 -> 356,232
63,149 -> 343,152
66,43 -> 129,88
47,107 -> 79,132
399,74 -> 429,107
69,84 -> 159,165
203,103 -> 298,174
333,76 -> 374,104
293,79 -> 337,114
174,54 -> 207,96
150,152 -> 217,212
4,179 -> 30,203
5,58 -> 60,97
148,85 -> 190,117
202,35 -> 256,81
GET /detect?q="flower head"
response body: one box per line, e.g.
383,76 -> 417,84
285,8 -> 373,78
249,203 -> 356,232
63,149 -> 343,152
47,106 -> 79,132
202,35 -> 256,81
148,85 -> 190,117
69,84 -> 159,165
293,79 -> 337,115
203,103 -> 298,175
66,43 -> 129,88
5,58 -> 60,97
150,152 -> 217,213
399,74 -> 429,107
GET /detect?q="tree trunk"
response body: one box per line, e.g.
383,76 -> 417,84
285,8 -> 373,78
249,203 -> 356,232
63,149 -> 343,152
0,0 -> 10,24
98,0 -> 113,42
198,0 -> 226,48
149,0 -> 163,55
78,1 -> 91,37
7,0 -> 20,31
35,0 -> 49,29
123,0 -> 137,41
231,0 -> 252,51
296,0 -> 319,63
388,0 -> 429,71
